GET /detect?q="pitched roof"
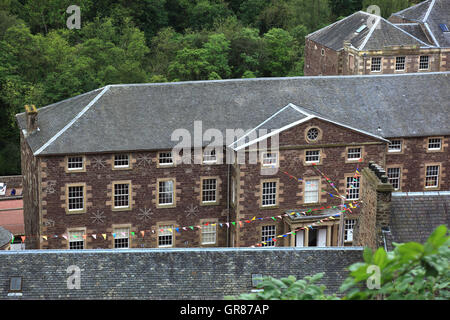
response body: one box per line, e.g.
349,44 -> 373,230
16,72 -> 450,156
0,247 -> 363,299
395,23 -> 434,45
391,0 -> 450,48
306,11 -> 431,51
386,191 -> 450,251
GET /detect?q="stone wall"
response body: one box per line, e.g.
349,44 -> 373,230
0,247 -> 363,299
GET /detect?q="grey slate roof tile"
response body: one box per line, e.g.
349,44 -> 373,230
16,72 -> 450,156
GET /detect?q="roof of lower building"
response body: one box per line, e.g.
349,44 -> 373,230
390,0 -> 450,48
0,247 -> 363,299
16,72 -> 450,156
386,192 -> 450,251
306,11 -> 431,51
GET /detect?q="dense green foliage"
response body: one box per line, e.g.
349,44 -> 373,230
0,0 -> 420,175
228,225 -> 449,300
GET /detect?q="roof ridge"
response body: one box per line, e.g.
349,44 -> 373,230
33,85 -> 111,156
306,11 -> 362,38
391,0 -> 431,19
422,0 -> 435,22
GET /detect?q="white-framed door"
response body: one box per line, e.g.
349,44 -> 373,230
295,230 -> 304,247
317,228 -> 327,247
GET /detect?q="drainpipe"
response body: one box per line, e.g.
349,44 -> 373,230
226,147 -> 231,248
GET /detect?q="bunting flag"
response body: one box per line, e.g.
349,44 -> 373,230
21,236 -> 26,242
141,231 -> 145,237
102,234 -> 107,240
92,234 -> 97,239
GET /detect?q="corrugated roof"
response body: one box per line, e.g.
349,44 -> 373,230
16,72 -> 450,156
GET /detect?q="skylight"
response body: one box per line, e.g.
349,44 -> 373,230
439,24 -> 449,32
356,25 -> 367,33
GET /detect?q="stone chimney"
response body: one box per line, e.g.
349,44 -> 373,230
353,161 -> 394,250
25,105 -> 38,134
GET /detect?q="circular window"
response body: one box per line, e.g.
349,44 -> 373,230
306,128 -> 320,141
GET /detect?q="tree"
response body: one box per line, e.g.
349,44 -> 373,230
261,28 -> 294,76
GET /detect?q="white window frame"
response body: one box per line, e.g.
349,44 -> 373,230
388,140 -> 402,152
419,55 -> 429,70
158,151 -> 173,166
203,148 -> 217,164
67,156 -> 84,171
261,181 -> 277,207
305,150 -> 320,163
158,225 -> 173,248
428,138 -> 442,151
68,230 -> 85,249
113,154 -> 130,168
113,183 -> 130,209
371,57 -> 382,72
114,228 -> 130,249
347,147 -> 362,161
261,152 -> 278,167
387,167 -> 401,190
346,176 -> 360,200
261,225 -> 276,247
202,178 -> 217,203
344,219 -> 356,242
304,178 -> 320,204
201,223 -> 217,245
68,185 -> 84,211
158,180 -> 174,206
425,165 -> 439,188
395,56 -> 405,71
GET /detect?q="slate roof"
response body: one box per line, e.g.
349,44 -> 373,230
386,192 -> 450,251
395,23 -> 434,45
0,247 -> 363,299
16,72 -> 450,156
391,0 -> 450,48
306,11 -> 431,51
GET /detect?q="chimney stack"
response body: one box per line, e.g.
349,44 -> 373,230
353,162 -> 394,250
25,105 -> 38,134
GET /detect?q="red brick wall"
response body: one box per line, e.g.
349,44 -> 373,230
304,39 -> 340,76
233,118 -> 387,247
39,151 -> 230,249
385,136 -> 449,192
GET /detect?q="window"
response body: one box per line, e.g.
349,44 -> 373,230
347,147 -> 362,160
261,181 -> 277,207
9,277 -> 22,292
68,185 -> 84,211
439,23 -> 449,32
387,168 -> 401,190
344,219 -> 356,242
158,225 -> 173,247
69,230 -> 85,249
306,128 -> 320,141
428,138 -> 442,150
425,165 -> 440,188
371,57 -> 382,72
67,156 -> 83,171
346,176 -> 360,200
202,178 -> 217,203
201,222 -> 217,245
305,150 -> 320,163
203,149 -> 217,163
261,225 -> 276,247
304,179 -> 319,203
419,55 -> 429,70
158,152 -> 173,166
113,183 -> 130,208
158,180 -> 174,205
395,56 -> 405,71
114,228 -> 130,249
388,140 -> 402,152
114,154 -> 129,168
321,48 -> 325,56
349,54 -> 354,71
262,152 -> 278,167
